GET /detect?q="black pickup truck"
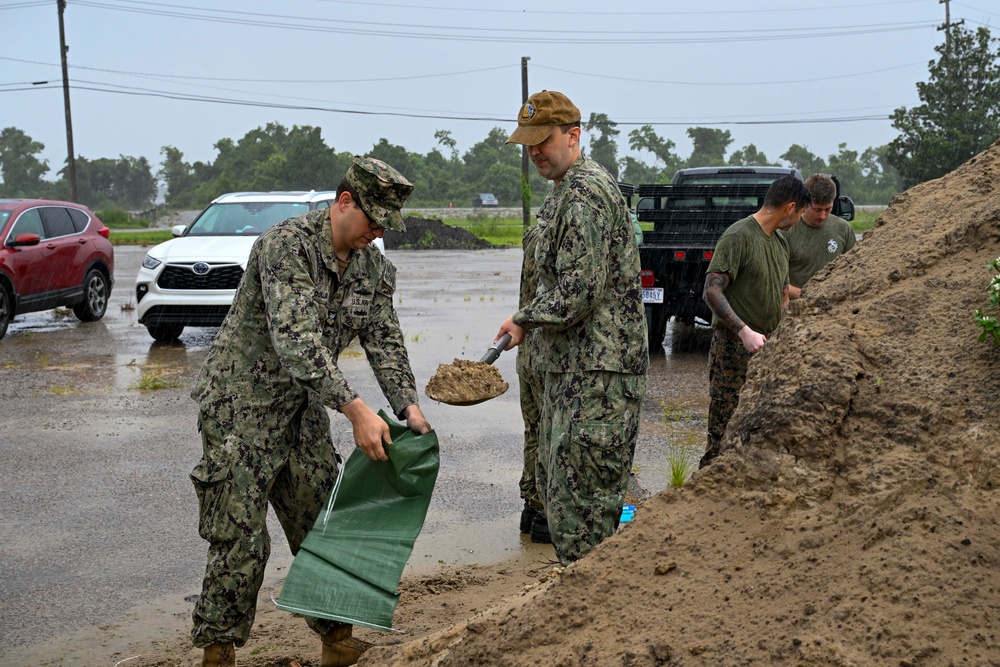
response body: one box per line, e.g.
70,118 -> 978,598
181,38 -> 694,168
637,166 -> 855,351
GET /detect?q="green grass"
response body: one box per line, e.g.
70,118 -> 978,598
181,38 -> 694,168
96,208 -> 152,229
110,229 -> 174,246
110,208 -> 883,249
448,215 -> 529,247
850,207 -> 884,233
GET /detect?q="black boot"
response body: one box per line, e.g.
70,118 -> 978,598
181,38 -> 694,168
520,501 -> 540,534
530,515 -> 552,544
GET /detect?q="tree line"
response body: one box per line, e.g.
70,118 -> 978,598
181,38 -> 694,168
1,25 -> 996,212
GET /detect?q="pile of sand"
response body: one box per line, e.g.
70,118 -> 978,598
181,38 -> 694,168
367,141 -> 1000,666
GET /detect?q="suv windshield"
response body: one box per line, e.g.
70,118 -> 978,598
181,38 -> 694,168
187,202 -> 311,236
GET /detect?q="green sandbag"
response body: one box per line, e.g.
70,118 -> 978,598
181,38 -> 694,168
275,410 -> 439,631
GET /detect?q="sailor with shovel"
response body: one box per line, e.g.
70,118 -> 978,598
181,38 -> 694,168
496,90 -> 649,565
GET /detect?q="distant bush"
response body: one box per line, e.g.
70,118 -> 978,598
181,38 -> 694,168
96,208 -> 151,228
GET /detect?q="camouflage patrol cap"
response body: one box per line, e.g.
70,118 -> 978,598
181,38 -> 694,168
346,156 -> 414,232
505,90 -> 581,146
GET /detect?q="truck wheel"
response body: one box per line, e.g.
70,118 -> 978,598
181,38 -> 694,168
147,323 -> 184,342
671,320 -> 712,353
646,306 -> 669,354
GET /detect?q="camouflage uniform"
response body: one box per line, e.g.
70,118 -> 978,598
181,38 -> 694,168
702,327 -> 752,466
516,225 -> 543,514
513,156 -> 649,564
189,204 -> 418,648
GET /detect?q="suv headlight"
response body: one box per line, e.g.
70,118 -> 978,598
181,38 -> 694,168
142,255 -> 162,270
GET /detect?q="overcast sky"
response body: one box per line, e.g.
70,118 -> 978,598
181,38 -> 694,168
3,0 -> 998,181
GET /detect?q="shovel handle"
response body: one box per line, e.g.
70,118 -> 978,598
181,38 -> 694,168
480,333 -> 512,364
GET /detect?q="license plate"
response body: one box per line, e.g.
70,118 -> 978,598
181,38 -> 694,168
642,287 -> 664,304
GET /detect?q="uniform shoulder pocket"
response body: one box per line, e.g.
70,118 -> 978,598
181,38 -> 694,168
377,259 -> 397,297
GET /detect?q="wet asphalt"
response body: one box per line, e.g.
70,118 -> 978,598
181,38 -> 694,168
0,245 -> 709,660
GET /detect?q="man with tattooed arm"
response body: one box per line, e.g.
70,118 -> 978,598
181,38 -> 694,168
699,174 -> 811,468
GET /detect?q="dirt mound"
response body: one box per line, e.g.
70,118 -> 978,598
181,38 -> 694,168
425,358 -> 509,405
385,217 -> 493,250
365,144 -> 1000,666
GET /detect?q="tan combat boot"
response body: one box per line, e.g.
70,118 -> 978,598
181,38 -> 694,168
202,642 -> 236,667
320,623 -> 372,667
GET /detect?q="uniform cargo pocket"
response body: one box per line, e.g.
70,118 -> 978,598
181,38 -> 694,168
190,454 -> 238,543
570,421 -> 629,492
621,374 -> 647,402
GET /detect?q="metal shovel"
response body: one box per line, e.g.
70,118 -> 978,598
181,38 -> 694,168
425,333 -> 512,406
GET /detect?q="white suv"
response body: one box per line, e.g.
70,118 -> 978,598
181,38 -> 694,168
135,191 -> 383,342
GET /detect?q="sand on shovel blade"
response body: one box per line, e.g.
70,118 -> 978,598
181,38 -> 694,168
425,359 -> 509,406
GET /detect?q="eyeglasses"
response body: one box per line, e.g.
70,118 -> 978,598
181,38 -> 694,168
354,201 -> 384,231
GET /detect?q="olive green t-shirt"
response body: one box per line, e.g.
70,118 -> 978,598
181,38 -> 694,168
706,215 -> 789,335
784,214 -> 856,288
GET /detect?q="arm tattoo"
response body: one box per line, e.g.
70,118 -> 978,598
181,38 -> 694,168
703,272 -> 745,333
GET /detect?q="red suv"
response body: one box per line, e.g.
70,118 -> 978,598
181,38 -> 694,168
0,199 -> 115,339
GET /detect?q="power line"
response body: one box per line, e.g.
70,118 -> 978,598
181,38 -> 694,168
0,53 -> 927,89
4,81 -> 895,127
70,1 -> 938,44
305,0 -> 928,17
0,0 -> 49,8
0,55 -> 516,84
534,61 -> 928,88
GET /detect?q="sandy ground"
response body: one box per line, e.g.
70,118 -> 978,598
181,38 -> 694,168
9,144 -> 997,667
0,238 -> 707,666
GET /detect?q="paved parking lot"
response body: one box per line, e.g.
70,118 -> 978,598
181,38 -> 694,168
0,245 -> 708,660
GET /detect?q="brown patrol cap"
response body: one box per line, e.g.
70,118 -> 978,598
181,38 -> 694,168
346,156 -> 414,232
505,90 -> 581,147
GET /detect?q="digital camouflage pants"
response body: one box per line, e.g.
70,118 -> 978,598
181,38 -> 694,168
702,327 -> 752,468
517,354 -> 545,514
537,369 -> 645,565
190,400 -> 340,648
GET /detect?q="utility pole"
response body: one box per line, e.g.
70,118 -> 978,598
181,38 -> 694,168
520,56 -> 530,230
937,0 -> 964,62
57,0 -> 78,202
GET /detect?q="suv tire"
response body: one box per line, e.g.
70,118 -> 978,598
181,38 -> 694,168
0,284 -> 11,340
147,323 -> 184,342
73,269 -> 110,322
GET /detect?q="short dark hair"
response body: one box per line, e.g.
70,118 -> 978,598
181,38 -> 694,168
763,175 -> 811,209
557,121 -> 581,133
804,174 -> 837,206
336,177 -> 359,202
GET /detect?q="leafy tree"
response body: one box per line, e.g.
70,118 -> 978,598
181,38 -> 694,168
825,143 -> 865,198
684,127 -> 733,168
857,145 -> 904,204
888,25 -> 1000,187
0,127 -> 50,197
212,122 -> 289,184
68,155 -> 156,209
368,138 -> 417,181
462,127 -> 520,200
159,146 -> 198,208
628,125 -> 683,178
255,126 -> 346,191
434,129 -> 459,161
728,143 -> 776,167
619,156 -> 663,185
584,112 -> 620,180
780,144 -> 827,176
